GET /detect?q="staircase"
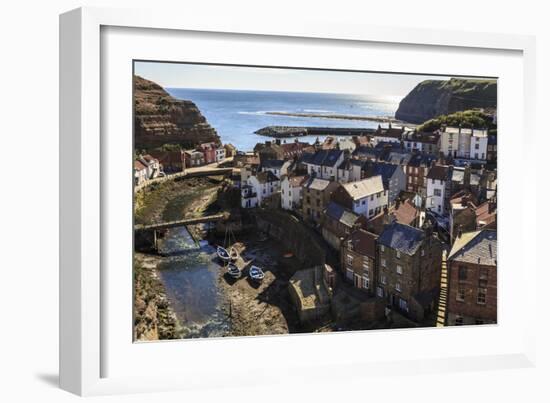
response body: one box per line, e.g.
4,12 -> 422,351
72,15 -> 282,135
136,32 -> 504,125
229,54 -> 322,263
436,250 -> 448,327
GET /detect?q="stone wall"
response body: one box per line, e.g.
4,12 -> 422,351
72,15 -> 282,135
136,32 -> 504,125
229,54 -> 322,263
249,209 -> 326,267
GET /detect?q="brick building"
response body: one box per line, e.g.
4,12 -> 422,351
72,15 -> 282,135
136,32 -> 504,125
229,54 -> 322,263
341,229 -> 379,294
405,153 -> 437,197
301,177 -> 338,225
321,201 -> 368,250
376,222 -> 443,321
447,229 -> 497,325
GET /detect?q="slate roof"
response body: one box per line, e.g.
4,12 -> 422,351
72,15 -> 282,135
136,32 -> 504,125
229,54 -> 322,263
255,170 -> 279,184
427,165 -> 450,181
353,146 -> 381,159
407,153 -> 437,168
325,202 -> 362,228
386,152 -> 412,166
304,177 -> 332,191
341,176 -> 384,200
448,229 -> 497,266
304,149 -> 344,167
261,159 -> 285,169
365,162 -> 400,185
348,229 -> 378,258
378,222 -> 425,256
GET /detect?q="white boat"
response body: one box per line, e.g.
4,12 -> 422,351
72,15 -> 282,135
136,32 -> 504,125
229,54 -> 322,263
226,263 -> 241,279
249,265 -> 265,282
217,246 -> 231,262
229,247 -> 240,261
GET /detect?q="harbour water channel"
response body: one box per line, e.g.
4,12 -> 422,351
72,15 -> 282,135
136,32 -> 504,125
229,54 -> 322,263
156,227 -> 231,338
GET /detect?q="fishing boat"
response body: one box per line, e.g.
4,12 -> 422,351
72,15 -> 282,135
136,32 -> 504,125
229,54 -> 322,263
226,263 -> 241,279
249,265 -> 265,282
217,245 -> 231,262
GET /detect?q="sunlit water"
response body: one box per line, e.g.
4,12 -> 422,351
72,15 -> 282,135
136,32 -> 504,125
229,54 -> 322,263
166,88 -> 400,151
156,227 -> 230,338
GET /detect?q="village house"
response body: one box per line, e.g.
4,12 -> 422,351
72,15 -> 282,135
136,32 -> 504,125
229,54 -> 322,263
439,126 -> 488,160
470,129 -> 489,161
487,134 -> 497,165
363,161 -> 406,203
405,153 -> 437,197
241,170 -> 280,208
331,175 -> 388,219
321,201 -> 368,250
336,159 -> 363,183
215,145 -> 226,162
376,222 -> 443,321
341,229 -> 378,294
366,198 -> 423,235
281,140 -> 314,159
260,159 -> 292,178
301,177 -> 339,224
149,149 -> 185,173
139,154 -> 162,179
402,130 -> 440,154
385,151 -> 412,172
199,142 -> 218,164
255,140 -> 284,160
302,149 -> 346,181
426,164 -> 452,215
352,145 -> 382,161
371,123 -> 404,146
280,175 -> 307,211
447,229 -> 497,325
224,143 -> 237,158
134,160 -> 148,186
184,149 -> 205,167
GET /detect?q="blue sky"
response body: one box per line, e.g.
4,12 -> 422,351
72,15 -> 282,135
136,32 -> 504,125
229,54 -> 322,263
135,61 -> 461,97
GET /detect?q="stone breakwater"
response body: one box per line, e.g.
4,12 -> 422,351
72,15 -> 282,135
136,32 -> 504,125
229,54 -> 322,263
254,125 -> 378,138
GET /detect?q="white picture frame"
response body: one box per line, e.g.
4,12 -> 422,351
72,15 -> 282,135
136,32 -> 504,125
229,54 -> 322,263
60,6 -> 538,396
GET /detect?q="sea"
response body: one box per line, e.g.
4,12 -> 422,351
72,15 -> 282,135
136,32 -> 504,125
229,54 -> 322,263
166,88 -> 401,151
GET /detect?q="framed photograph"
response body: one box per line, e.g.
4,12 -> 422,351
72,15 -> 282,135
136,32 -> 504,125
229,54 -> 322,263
60,7 -> 537,396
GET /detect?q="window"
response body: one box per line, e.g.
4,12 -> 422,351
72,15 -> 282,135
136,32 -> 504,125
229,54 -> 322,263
433,188 -> 442,197
369,209 -> 374,216
347,254 -> 353,265
377,192 -> 380,198
396,251 -> 401,259
456,287 -> 465,302
479,268 -> 488,280
362,276 -> 369,289
399,298 -> 408,312
478,279 -> 488,288
376,287 -> 384,298
370,195 -> 374,201
381,245 -> 385,253
455,316 -> 464,326
381,258 -> 386,267
477,288 -> 487,304
432,178 -> 435,184
362,200 -> 366,205
381,275 -> 387,285
396,265 -> 403,275
458,266 -> 468,281
362,260 -> 369,270
346,268 -> 354,281
475,143 -> 480,150
395,282 -> 402,292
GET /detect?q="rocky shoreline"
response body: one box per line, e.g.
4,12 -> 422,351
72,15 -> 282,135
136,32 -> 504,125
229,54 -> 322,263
133,253 -> 182,341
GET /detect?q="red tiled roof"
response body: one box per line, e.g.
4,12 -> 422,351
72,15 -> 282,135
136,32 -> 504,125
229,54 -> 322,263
393,200 -> 418,226
134,160 -> 147,170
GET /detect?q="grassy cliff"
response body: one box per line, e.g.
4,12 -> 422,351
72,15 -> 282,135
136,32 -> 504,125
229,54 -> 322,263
395,78 -> 497,124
